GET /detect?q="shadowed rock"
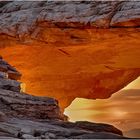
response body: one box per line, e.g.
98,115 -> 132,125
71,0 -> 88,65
0,89 -> 64,120
0,58 -> 64,120
0,1 -> 138,139
0,118 -> 127,139
0,57 -> 21,80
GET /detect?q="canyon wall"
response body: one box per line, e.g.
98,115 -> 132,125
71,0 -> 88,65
0,1 -> 140,108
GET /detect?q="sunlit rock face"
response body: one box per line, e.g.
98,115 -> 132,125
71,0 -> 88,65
0,1 -> 140,109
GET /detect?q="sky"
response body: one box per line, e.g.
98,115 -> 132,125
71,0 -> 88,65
65,77 -> 140,137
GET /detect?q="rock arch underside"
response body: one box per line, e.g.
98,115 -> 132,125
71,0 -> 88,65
0,1 -> 140,139
0,1 -> 140,110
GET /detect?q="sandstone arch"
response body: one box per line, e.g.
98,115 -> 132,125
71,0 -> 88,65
0,1 -> 140,109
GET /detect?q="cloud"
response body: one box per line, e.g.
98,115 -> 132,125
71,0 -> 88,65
65,89 -> 140,131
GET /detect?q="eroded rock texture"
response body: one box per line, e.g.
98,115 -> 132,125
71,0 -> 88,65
0,57 -> 64,121
0,119 -> 127,139
0,1 -> 140,108
0,57 -> 127,139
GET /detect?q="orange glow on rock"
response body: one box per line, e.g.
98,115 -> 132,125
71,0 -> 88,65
0,28 -> 140,109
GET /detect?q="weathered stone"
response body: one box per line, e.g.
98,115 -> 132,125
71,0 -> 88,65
48,120 -> 123,136
0,112 -> 7,122
20,127 -> 34,135
0,1 -> 140,109
0,78 -> 21,92
0,89 -> 64,120
0,1 -> 139,39
0,136 -> 19,139
110,1 -> 140,27
75,121 -> 123,136
46,132 -> 56,139
21,134 -> 35,139
0,72 -> 7,79
0,123 -> 20,137
70,132 -> 126,139
0,118 -> 127,139
0,57 -> 21,80
0,56 -> 64,121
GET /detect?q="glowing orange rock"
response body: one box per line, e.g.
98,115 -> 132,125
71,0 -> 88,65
0,1 -> 140,109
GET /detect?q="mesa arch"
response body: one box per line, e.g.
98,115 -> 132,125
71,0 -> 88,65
0,1 -> 140,109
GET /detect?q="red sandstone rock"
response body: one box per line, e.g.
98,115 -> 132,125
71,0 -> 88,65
0,1 -> 140,109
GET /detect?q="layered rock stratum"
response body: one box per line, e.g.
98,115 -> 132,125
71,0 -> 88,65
0,56 -> 127,139
0,56 -> 64,121
0,1 -> 140,109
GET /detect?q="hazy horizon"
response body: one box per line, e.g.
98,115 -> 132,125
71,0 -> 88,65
65,77 -> 140,138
